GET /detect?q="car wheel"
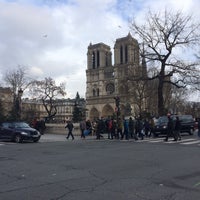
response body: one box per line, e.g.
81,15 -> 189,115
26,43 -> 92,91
15,134 -> 22,143
33,138 -> 40,143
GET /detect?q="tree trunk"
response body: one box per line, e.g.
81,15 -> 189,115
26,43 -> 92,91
158,66 -> 165,116
158,80 -> 165,116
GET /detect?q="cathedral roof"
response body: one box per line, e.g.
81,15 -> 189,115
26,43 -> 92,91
88,42 -> 110,50
115,32 -> 138,44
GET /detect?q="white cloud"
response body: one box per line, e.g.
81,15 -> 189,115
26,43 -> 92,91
0,0 -> 199,99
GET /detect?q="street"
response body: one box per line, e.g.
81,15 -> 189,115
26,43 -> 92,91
0,132 -> 200,200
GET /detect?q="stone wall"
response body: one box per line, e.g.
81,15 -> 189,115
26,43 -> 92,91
45,123 -> 81,136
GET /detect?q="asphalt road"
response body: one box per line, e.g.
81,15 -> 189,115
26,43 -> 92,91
0,133 -> 200,200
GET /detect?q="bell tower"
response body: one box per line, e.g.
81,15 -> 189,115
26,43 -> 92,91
113,33 -> 141,104
86,42 -> 116,120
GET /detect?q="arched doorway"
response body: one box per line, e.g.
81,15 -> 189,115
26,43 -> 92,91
102,104 -> 114,118
89,107 -> 99,121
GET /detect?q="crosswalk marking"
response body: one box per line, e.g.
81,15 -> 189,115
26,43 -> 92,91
148,138 -> 164,143
178,138 -> 196,142
181,140 -> 200,145
134,137 -> 200,146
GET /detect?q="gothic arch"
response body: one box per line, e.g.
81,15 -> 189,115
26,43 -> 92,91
102,104 -> 114,118
90,107 -> 99,121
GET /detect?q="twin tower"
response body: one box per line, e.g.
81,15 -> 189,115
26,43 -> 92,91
85,33 -> 146,120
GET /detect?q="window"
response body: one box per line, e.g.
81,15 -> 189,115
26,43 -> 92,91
93,89 -> 96,96
92,52 -> 95,69
120,45 -> 123,64
105,52 -> 109,66
97,50 -> 100,68
125,45 -> 128,63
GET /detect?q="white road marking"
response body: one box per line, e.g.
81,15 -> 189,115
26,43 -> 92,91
181,140 -> 200,145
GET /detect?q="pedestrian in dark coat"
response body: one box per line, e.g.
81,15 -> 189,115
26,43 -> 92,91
144,119 -> 150,137
96,118 -> 105,139
80,120 -> 86,138
107,118 -> 113,139
65,120 -> 74,140
128,117 -> 134,139
111,119 -> 117,139
135,118 -> 143,140
123,119 -> 129,140
197,118 -> 200,138
174,116 -> 181,140
129,117 -> 138,140
164,116 -> 176,141
117,117 -> 123,139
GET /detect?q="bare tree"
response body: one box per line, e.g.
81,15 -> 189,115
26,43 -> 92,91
130,9 -> 200,115
3,65 -> 30,119
169,86 -> 188,114
30,77 -> 66,121
4,65 -> 29,102
130,79 -> 148,116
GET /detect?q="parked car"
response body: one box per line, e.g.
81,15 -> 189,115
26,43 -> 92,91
153,115 -> 195,137
0,122 -> 41,143
153,116 -> 168,136
175,115 -> 195,135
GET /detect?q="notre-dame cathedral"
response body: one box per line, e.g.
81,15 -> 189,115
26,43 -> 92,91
85,33 -> 155,120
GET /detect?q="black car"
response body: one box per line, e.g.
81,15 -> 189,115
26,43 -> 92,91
153,116 -> 168,136
153,115 -> 195,137
174,115 -> 195,135
0,122 -> 41,143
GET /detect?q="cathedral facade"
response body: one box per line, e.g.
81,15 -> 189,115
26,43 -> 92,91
85,33 -> 147,120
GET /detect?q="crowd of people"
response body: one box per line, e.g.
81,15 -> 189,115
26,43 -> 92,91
75,116 -> 155,140
30,115 -> 200,141
64,115 -> 200,141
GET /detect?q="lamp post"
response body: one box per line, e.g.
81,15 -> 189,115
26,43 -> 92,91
17,88 -> 23,120
114,96 -> 120,119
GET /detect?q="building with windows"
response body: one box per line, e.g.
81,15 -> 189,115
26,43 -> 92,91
22,98 -> 85,123
0,87 -> 85,123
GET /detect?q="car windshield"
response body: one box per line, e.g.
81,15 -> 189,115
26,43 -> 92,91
157,116 -> 168,124
12,122 -> 30,128
179,115 -> 194,123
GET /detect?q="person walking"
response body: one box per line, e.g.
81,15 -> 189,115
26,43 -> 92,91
144,119 -> 150,137
111,119 -> 117,139
117,117 -> 123,140
123,118 -> 129,140
107,118 -> 113,139
135,117 -> 143,140
164,115 -> 176,141
80,120 -> 86,138
128,117 -> 134,139
129,117 -> 138,140
149,117 -> 155,137
96,118 -> 105,140
65,120 -> 74,140
198,118 -> 200,138
174,116 -> 181,140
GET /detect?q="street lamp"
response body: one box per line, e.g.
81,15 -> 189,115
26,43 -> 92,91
114,96 -> 120,119
17,88 -> 23,120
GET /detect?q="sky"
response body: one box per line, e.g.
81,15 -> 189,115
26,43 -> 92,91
0,0 -> 200,99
